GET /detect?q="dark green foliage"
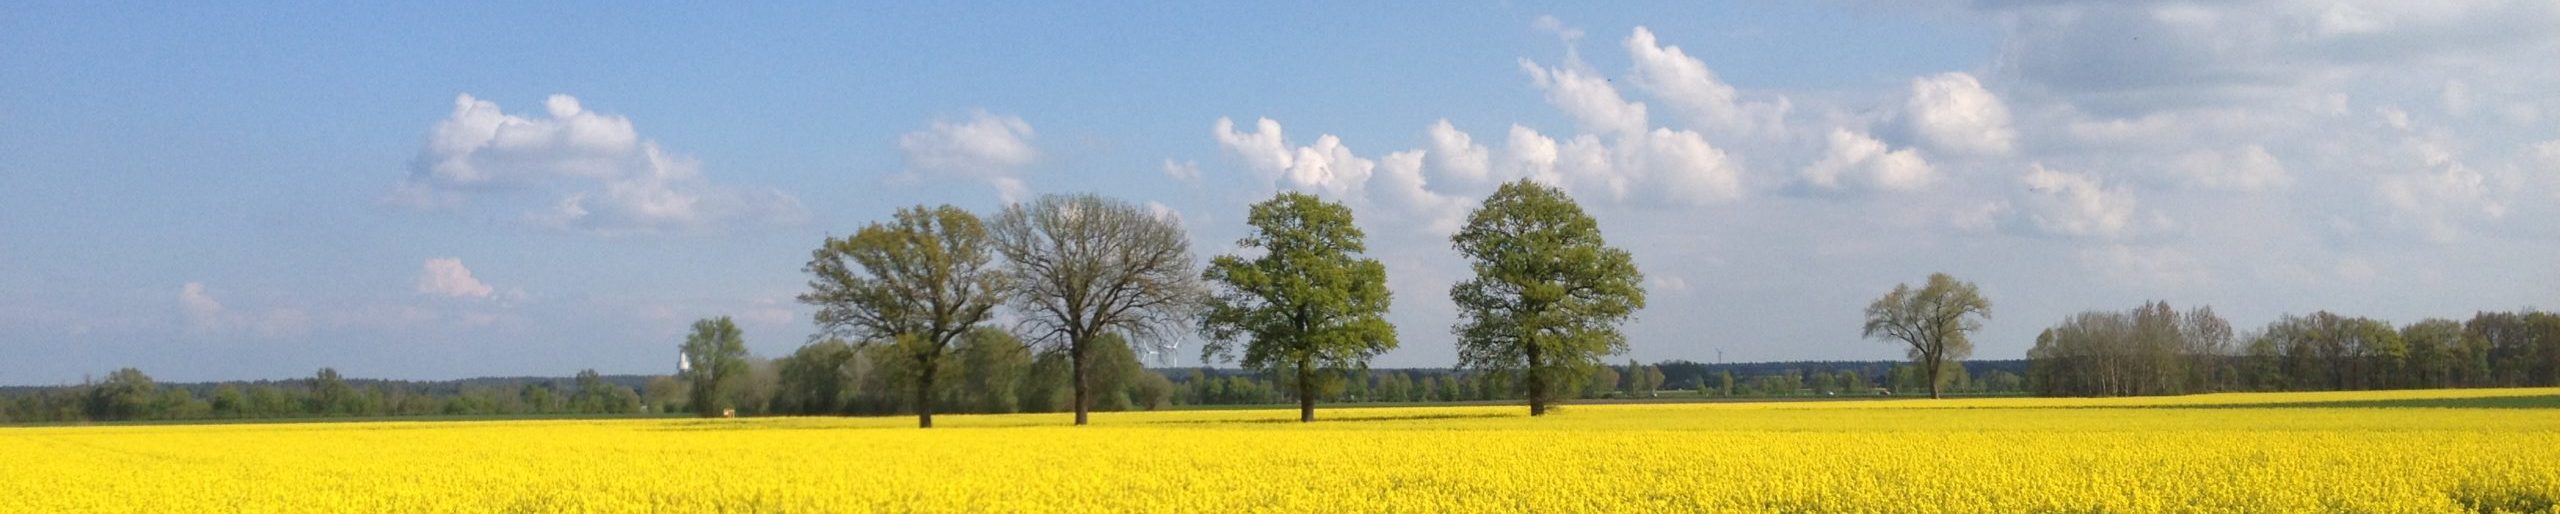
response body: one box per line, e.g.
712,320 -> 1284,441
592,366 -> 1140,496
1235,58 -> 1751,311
1018,350 -> 1075,413
1000,334 -> 1162,414
308,368 -> 357,415
85,368 -> 157,421
1449,180 -> 1646,416
773,338 -> 859,415
679,316 -> 751,417
801,204 -> 1006,428
2027,302 -> 2234,396
6,371 -> 677,423
952,328 -> 1032,413
567,370 -> 642,414
1200,192 -> 1398,422
2023,305 -> 2560,397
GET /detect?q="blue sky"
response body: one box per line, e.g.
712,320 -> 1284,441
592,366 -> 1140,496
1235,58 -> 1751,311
4,2 -> 2556,384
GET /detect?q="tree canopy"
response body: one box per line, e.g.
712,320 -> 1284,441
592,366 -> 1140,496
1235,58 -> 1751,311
990,193 -> 1206,425
679,316 -> 751,417
800,204 -> 1006,428
1861,273 -> 1991,399
1200,192 -> 1398,422
1449,179 -> 1646,416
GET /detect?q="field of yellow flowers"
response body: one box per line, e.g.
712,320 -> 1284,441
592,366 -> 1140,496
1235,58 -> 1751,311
5,388 -> 2557,513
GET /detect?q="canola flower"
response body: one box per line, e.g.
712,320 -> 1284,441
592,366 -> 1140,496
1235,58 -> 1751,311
3,388 -> 2556,513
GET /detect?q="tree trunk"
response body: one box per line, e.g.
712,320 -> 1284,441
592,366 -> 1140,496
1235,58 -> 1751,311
1925,348 -> 1943,399
1297,358 -> 1316,422
1526,344 -> 1547,416
1298,388 -> 1316,422
917,356 -> 937,429
1071,339 -> 1090,426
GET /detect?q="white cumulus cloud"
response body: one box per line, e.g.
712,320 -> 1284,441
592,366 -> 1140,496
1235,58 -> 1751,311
1803,128 -> 1936,192
415,258 -> 495,299
1161,159 -> 1201,182
1504,124 -> 1563,186
2378,140 -> 2506,241
1211,117 -> 1472,233
1424,119 -> 1492,184
2017,163 -> 2141,238
391,94 -> 803,235
2171,145 -> 2291,191
1521,58 -> 1650,136
1907,72 -> 2017,158
180,282 -> 226,335
1510,36 -> 1752,207
1214,117 -> 1374,198
1624,27 -> 1790,138
177,282 -> 310,338
1628,127 -> 1745,204
2533,139 -> 2560,196
899,110 -> 1040,203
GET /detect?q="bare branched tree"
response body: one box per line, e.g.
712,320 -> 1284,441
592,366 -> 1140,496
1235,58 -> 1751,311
1862,273 -> 1991,399
990,193 -> 1204,425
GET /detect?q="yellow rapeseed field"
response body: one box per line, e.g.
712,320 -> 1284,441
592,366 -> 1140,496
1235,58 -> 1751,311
5,388 -> 2557,513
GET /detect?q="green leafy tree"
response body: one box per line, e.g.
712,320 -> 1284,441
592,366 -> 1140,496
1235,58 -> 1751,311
155,388 -> 206,419
1374,372 -> 1409,403
802,205 -> 1006,428
1083,333 -> 1148,412
1449,180 -> 1647,416
309,367 -> 355,416
2402,319 -> 2460,388
1862,273 -> 1992,399
1130,371 -> 1176,410
86,368 -> 158,421
569,369 -> 638,414
1641,364 -> 1666,397
520,383 -> 561,413
1619,359 -> 1643,397
734,356 -> 781,416
1018,349 -> 1074,413
1586,365 -> 1621,399
774,338 -> 859,415
2534,312 -> 2560,386
953,327 -> 1032,413
1199,192 -> 1399,422
679,316 -> 751,417
990,193 -> 1206,425
642,376 -> 686,414
210,384 -> 246,418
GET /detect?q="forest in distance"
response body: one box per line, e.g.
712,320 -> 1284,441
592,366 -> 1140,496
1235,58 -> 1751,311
2,358 -> 2015,424
9,186 -> 2558,425
9,300 -> 2559,425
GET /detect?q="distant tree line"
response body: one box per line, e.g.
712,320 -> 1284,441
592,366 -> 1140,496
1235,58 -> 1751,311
0,367 -> 663,424
3,356 -> 2047,424
1644,360 -> 2029,398
2027,302 -> 2560,396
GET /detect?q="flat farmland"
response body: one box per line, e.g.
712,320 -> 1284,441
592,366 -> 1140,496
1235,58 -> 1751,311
6,388 -> 2557,513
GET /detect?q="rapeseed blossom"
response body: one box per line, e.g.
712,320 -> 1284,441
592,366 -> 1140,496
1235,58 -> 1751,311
3,388 -> 2554,513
